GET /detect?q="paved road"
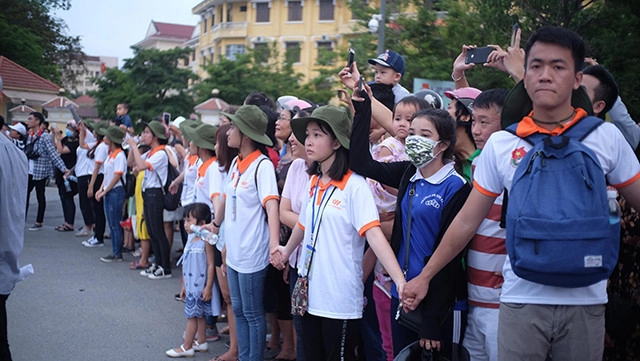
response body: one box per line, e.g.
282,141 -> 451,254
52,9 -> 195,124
9,185 -> 229,361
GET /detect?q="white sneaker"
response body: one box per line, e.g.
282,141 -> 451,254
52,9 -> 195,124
82,237 -> 104,247
148,265 -> 172,279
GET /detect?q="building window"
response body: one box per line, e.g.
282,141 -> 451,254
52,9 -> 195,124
256,2 -> 270,23
227,3 -> 233,22
316,41 -> 333,65
288,1 -> 302,21
203,18 -> 208,33
318,0 -> 334,21
226,44 -> 246,60
254,42 -> 269,64
240,5 -> 247,11
285,42 -> 301,64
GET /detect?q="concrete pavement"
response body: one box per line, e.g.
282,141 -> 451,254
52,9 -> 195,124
9,185 -> 229,361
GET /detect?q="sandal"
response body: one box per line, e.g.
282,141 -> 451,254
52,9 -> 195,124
129,261 -> 149,270
55,224 -> 74,232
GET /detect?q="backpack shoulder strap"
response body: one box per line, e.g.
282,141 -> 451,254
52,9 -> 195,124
254,157 -> 269,196
505,122 -> 539,146
563,115 -> 603,142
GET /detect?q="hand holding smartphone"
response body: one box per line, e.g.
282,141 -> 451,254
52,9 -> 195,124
347,48 -> 355,71
510,23 -> 520,48
465,47 -> 493,65
357,76 -> 364,94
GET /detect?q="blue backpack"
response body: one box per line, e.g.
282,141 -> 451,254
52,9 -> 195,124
504,116 -> 620,288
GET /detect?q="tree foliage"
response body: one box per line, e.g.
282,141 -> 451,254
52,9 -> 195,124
345,0 -> 639,118
92,47 -> 198,123
0,0 -> 83,86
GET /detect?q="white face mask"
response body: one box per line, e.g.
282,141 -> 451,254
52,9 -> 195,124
405,135 -> 441,168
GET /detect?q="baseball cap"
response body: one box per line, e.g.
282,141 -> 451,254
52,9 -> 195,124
9,123 -> 26,136
368,50 -> 406,77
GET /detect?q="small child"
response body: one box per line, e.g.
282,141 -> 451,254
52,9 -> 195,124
114,103 -> 134,135
166,202 -> 215,358
368,49 -> 411,104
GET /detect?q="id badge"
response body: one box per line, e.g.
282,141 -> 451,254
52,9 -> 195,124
300,243 -> 315,277
231,195 -> 237,220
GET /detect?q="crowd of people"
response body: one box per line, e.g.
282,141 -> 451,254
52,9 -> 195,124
2,25 -> 639,361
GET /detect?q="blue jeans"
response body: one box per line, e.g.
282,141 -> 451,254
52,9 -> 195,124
227,266 -> 267,361
104,186 -> 125,257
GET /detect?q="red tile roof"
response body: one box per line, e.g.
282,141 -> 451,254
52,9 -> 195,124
194,98 -> 229,111
9,104 -> 37,113
0,56 -> 61,93
152,21 -> 195,40
42,96 -> 78,109
74,95 -> 96,106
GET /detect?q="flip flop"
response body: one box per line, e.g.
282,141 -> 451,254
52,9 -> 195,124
129,261 -> 149,270
55,224 -> 74,232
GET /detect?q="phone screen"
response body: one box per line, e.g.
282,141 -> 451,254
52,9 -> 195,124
511,23 -> 520,48
465,47 -> 493,65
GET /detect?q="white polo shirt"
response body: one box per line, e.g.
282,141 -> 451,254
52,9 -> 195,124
223,150 -> 279,274
89,141 -> 108,174
103,148 -> 127,189
474,111 -> 640,306
143,145 -> 168,189
181,154 -> 201,206
282,158 -> 311,267
297,170 -> 381,320
194,157 -> 223,213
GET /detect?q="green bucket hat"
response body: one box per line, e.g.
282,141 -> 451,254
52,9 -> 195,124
291,105 -> 352,149
222,105 -> 272,147
82,120 -> 96,131
500,80 -> 594,129
102,126 -> 125,145
147,120 -> 168,140
183,123 -> 217,151
93,121 -> 110,135
179,119 -> 202,143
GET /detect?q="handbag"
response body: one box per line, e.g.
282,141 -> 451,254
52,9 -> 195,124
154,149 -> 182,211
291,185 -> 337,316
396,183 -> 422,333
24,135 -> 41,159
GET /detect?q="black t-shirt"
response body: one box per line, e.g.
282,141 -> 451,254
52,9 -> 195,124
60,136 -> 79,169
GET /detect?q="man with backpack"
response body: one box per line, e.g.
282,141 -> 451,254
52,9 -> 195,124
401,26 -> 640,360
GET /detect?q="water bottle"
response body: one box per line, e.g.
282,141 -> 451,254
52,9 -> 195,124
68,175 -> 77,183
608,190 -> 621,224
64,179 -> 72,192
190,225 -> 218,246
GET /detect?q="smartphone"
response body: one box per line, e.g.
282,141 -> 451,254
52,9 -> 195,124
347,48 -> 355,70
465,47 -> 493,65
162,112 -> 171,125
511,23 -> 520,48
357,76 -> 364,94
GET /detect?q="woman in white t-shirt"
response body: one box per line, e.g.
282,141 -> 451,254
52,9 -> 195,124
75,122 -> 97,238
94,126 -> 127,262
83,121 -> 110,248
270,105 -> 406,361
210,105 -> 280,361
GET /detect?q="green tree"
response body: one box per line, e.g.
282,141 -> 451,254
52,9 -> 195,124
0,0 -> 83,86
92,47 -> 198,123
193,43 -> 307,106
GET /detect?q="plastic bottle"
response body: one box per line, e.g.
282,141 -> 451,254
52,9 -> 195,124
608,189 -> 621,224
190,225 -> 218,245
68,175 -> 77,183
64,179 -> 72,192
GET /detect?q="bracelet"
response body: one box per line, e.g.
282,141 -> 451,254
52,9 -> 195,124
451,71 -> 465,82
212,221 -> 220,228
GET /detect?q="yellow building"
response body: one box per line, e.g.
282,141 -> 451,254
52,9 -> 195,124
191,0 -> 364,81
